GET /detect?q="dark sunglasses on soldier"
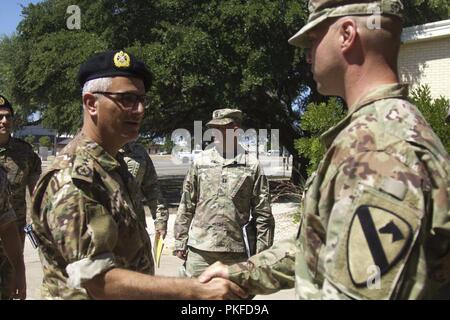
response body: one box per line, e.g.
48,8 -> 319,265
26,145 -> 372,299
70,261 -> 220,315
0,114 -> 13,121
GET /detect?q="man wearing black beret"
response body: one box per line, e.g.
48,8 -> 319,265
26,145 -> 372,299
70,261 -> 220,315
30,50 -> 247,299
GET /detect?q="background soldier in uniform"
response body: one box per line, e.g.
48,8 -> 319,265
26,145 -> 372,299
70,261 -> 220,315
174,109 -> 275,277
0,166 -> 26,300
121,141 -> 169,239
31,50 -> 246,300
0,95 -> 40,299
200,0 -> 450,299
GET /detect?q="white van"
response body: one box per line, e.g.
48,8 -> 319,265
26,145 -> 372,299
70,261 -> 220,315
266,150 -> 280,156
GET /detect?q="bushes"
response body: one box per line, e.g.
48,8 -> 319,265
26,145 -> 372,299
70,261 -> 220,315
294,86 -> 450,176
38,136 -> 52,148
410,85 -> 450,154
294,98 -> 345,175
24,135 -> 35,145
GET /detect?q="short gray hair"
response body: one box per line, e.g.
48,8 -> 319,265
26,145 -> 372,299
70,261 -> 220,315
82,77 -> 113,96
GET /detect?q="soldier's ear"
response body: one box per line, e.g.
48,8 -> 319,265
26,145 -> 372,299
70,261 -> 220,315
339,18 -> 358,52
83,93 -> 98,116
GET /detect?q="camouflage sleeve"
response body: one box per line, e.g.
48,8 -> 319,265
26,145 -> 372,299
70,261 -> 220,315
42,178 -> 117,289
141,157 -> 169,231
297,150 -> 435,300
227,238 -> 296,295
173,164 -> 198,251
251,164 -> 275,253
0,176 -> 16,227
28,150 -> 42,193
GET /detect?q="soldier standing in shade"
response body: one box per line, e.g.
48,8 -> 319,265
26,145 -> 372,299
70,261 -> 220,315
174,109 -> 275,277
30,50 -> 246,300
121,142 -> 169,238
0,167 -> 26,300
0,95 -> 41,299
200,0 -> 450,299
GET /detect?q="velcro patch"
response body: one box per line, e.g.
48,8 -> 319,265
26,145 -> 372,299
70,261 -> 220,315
348,205 -> 413,286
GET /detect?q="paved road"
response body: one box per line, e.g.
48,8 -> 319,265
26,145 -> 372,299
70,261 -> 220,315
43,154 -> 292,177
149,155 -> 292,177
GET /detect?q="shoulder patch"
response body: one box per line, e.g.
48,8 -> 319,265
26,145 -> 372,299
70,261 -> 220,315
347,205 -> 413,286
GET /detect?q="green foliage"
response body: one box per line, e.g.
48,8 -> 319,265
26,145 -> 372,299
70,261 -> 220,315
24,135 -> 36,145
403,0 -> 449,27
1,0 -> 310,153
295,87 -> 450,177
410,85 -> 450,153
0,0 -> 447,169
137,137 -> 151,149
38,136 -> 52,148
163,136 -> 175,153
295,137 -> 326,176
294,98 -> 345,175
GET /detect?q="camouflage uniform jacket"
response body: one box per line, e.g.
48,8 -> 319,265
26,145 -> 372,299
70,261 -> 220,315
174,145 -> 274,253
227,84 -> 450,299
0,166 -> 15,228
31,133 -> 154,299
120,142 -> 169,231
0,137 -> 42,225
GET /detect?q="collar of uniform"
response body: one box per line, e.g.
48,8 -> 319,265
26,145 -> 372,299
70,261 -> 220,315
77,134 -> 120,172
321,83 -> 409,148
209,144 -> 247,166
0,136 -> 12,153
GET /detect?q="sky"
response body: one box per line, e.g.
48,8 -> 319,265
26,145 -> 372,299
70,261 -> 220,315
0,0 -> 42,37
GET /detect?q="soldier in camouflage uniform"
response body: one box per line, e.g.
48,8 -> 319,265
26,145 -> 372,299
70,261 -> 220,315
30,50 -> 247,300
0,95 -> 41,299
174,109 -> 275,277
121,141 -> 169,238
0,166 -> 26,300
200,0 -> 450,299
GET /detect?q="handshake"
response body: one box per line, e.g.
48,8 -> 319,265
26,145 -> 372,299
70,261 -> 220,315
173,250 -> 249,300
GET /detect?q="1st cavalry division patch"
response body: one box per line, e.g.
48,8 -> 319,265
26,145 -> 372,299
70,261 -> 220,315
347,205 -> 413,286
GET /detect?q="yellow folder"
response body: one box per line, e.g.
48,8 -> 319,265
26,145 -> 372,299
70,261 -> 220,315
154,233 -> 165,268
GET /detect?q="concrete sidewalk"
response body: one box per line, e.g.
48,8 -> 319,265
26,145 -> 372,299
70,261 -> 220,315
24,201 -> 299,300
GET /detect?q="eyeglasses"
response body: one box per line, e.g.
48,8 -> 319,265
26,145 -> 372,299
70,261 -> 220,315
92,91 -> 150,110
0,114 -> 13,121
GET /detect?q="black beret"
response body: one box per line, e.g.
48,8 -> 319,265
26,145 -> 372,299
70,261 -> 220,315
77,50 -> 152,91
0,95 -> 13,115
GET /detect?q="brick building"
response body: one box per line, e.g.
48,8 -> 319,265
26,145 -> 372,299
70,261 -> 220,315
399,19 -> 450,99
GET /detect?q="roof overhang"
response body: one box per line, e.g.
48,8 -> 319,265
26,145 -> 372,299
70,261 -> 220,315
402,19 -> 450,44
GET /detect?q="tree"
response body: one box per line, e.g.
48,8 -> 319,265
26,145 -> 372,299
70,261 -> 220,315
38,136 -> 52,148
163,136 -> 175,154
24,135 -> 36,146
0,0 -> 447,182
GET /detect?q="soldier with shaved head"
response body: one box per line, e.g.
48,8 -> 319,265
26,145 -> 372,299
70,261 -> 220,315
200,0 -> 450,299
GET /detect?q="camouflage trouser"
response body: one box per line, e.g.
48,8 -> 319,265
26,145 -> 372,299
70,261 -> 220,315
0,217 -> 26,300
0,253 -> 14,300
179,246 -> 247,278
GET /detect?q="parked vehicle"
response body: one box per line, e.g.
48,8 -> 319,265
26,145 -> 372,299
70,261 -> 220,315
266,150 -> 280,156
177,151 -> 193,163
